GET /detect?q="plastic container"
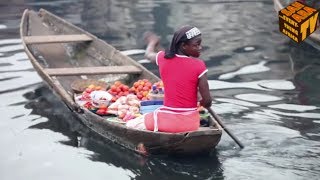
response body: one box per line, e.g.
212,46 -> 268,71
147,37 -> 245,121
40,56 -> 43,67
140,105 -> 162,114
148,85 -> 164,100
140,100 -> 163,106
148,94 -> 164,100
140,100 -> 163,114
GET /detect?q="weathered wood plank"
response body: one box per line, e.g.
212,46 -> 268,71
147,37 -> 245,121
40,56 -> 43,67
23,34 -> 92,44
44,66 -> 142,76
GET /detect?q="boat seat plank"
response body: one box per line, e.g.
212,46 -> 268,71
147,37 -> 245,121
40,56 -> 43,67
44,66 -> 142,76
23,34 -> 93,44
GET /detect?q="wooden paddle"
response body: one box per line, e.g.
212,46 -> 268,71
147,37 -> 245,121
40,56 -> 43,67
207,107 -> 244,149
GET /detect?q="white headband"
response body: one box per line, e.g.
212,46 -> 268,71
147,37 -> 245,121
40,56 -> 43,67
185,27 -> 201,39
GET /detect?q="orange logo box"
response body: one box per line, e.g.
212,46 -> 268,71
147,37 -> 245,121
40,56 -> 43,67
278,1 -> 319,43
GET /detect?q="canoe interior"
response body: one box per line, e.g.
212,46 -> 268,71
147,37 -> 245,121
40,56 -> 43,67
21,9 -> 222,155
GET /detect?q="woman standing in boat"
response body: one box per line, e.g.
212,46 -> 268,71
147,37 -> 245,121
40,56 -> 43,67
127,25 -> 212,133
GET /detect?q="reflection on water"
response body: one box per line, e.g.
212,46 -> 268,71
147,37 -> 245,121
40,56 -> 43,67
23,85 -> 224,180
1,0 -> 320,179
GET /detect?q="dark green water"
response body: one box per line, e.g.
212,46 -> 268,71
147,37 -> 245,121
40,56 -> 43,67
0,0 -> 320,179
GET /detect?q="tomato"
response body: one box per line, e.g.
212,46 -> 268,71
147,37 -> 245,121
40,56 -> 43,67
137,85 -> 143,91
85,88 -> 93,93
142,86 -> 149,91
111,97 -> 117,102
122,85 -> 129,91
114,81 -> 122,87
116,87 -> 121,93
99,104 -> 108,110
136,93 -> 142,99
142,91 -> 148,97
145,82 -> 152,88
96,109 -> 107,115
110,85 -> 116,91
133,82 -> 139,88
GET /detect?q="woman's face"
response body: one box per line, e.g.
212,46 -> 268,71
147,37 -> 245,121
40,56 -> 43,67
182,35 -> 202,57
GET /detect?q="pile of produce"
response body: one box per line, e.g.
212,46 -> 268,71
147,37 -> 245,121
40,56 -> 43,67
75,79 -> 164,123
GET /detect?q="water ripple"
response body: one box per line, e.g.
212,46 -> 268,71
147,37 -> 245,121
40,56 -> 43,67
212,102 -> 249,114
264,109 -> 320,119
268,104 -> 319,112
0,24 -> 7,29
0,44 -> 24,53
243,110 -> 282,122
235,93 -> 283,102
218,61 -> 270,80
0,39 -> 21,45
215,98 -> 259,107
0,52 -> 28,62
0,72 -> 42,94
208,79 -> 294,91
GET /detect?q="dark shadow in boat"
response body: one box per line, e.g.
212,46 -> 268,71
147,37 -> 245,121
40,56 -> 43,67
23,84 -> 224,180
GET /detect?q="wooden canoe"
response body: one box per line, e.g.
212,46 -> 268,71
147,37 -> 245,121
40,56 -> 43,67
273,0 -> 320,48
20,9 -> 222,156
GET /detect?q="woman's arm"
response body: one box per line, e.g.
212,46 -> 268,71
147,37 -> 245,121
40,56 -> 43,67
198,73 -> 212,108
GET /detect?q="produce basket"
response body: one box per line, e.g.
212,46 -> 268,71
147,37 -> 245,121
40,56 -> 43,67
71,79 -> 109,93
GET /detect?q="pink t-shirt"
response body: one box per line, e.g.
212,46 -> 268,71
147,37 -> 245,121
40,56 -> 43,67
156,51 -> 208,108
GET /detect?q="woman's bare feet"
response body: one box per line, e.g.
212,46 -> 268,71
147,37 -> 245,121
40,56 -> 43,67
143,31 -> 164,52
143,31 -> 163,62
143,31 -> 161,45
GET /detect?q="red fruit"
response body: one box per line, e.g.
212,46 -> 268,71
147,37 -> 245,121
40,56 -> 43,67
110,85 -> 117,91
85,88 -> 93,93
129,87 -> 136,93
114,81 -> 122,87
137,85 -> 143,91
99,104 -> 108,110
122,85 -> 129,91
142,86 -> 149,91
118,91 -> 124,97
137,94 -> 143,99
96,109 -> 107,115
133,82 -> 139,88
116,87 -> 121,93
145,82 -> 152,88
